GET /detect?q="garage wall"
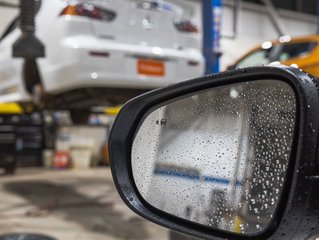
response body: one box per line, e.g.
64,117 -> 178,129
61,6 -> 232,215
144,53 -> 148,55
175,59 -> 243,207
221,0 -> 317,69
165,0 -> 318,71
57,126 -> 108,161
168,0 -> 318,70
0,5 -> 18,34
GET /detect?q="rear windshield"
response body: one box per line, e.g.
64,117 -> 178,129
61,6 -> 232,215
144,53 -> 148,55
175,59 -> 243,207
236,41 -> 318,68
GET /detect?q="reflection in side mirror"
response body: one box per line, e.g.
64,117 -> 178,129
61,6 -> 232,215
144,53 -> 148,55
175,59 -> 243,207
131,80 -> 296,235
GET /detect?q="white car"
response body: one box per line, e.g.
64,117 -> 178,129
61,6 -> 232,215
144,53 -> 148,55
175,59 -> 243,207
0,0 -> 205,113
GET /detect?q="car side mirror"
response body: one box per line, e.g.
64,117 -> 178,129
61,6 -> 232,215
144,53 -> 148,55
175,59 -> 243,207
109,66 -> 319,240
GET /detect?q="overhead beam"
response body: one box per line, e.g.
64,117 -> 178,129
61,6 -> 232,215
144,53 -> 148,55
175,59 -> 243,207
261,0 -> 289,36
232,0 -> 241,39
202,0 -> 222,74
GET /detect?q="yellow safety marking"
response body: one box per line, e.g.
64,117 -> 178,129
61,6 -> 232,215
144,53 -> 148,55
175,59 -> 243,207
104,106 -> 122,116
0,103 -> 23,114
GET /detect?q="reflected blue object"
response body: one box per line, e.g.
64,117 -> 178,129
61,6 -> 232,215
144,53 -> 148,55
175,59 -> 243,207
154,166 -> 243,186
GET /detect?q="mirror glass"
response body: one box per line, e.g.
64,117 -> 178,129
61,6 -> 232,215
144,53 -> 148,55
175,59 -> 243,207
132,80 -> 296,235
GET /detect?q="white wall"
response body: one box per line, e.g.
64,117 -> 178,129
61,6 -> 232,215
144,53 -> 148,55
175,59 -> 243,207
168,0 -> 318,70
0,4 -> 18,34
221,1 -> 317,70
57,126 -> 108,159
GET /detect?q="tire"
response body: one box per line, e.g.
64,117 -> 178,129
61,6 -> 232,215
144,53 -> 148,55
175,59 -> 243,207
70,109 -> 91,125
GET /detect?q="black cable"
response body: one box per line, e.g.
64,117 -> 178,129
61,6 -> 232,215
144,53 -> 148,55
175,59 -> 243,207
20,0 -> 35,33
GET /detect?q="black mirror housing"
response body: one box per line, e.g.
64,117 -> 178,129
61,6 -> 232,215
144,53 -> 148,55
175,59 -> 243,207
109,66 -> 319,240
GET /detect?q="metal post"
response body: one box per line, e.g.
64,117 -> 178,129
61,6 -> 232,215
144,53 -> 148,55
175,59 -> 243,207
232,0 -> 241,39
202,0 -> 222,74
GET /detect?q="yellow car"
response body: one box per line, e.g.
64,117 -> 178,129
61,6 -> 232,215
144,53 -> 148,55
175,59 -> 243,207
231,35 -> 319,77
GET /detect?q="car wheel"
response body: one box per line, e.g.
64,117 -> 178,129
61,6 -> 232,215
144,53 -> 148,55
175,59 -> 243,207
70,109 -> 91,125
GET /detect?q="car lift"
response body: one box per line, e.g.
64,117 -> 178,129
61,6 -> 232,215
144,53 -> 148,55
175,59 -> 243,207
203,0 -> 222,74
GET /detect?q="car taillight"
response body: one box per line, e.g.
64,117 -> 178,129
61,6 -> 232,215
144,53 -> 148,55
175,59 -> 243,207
174,20 -> 199,33
60,3 -> 116,22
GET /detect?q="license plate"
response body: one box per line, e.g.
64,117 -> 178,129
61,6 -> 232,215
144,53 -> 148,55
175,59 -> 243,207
137,59 -> 165,77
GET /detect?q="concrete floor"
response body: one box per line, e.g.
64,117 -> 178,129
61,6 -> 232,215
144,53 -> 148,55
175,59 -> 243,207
0,168 -> 169,240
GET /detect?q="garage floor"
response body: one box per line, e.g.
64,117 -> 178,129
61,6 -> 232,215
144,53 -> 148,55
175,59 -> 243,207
0,168 -> 169,240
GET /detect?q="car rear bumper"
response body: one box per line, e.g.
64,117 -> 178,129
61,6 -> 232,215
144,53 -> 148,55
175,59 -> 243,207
39,36 -> 205,94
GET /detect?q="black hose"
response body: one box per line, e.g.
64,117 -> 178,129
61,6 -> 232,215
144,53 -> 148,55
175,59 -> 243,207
12,0 -> 45,59
20,0 -> 35,33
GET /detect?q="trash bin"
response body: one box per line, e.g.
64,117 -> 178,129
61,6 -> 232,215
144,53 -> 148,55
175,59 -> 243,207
70,147 -> 93,169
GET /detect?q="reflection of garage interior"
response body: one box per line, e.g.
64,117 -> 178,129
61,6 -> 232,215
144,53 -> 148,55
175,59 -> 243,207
0,0 -> 318,239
